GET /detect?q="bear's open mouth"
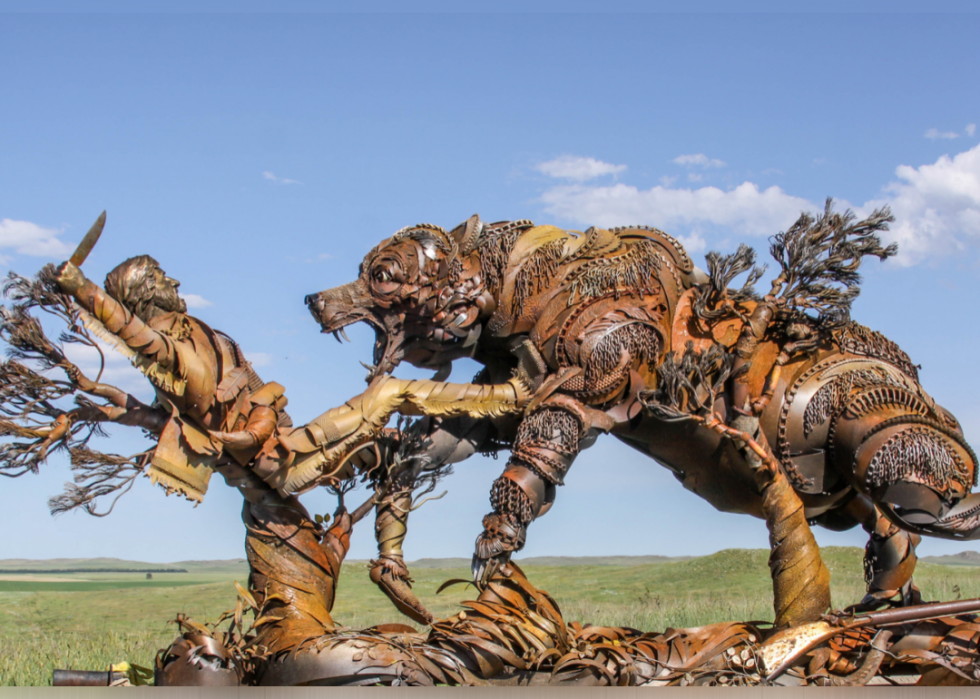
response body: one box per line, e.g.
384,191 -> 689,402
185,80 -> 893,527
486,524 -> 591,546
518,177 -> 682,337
305,283 -> 480,381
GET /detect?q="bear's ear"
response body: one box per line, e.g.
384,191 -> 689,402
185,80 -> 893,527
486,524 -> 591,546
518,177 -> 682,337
418,235 -> 441,260
455,214 -> 483,255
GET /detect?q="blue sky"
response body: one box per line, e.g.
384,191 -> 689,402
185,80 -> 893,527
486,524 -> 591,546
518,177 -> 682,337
2,9 -> 980,565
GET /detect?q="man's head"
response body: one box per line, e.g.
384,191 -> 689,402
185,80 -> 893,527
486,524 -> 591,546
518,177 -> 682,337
105,255 -> 186,322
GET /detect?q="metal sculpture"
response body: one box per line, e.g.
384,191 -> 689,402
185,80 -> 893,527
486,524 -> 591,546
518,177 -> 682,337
304,201 -> 980,623
3,208 -> 979,686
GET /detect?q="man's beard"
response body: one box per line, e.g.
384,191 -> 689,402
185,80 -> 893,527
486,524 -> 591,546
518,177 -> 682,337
153,287 -> 187,315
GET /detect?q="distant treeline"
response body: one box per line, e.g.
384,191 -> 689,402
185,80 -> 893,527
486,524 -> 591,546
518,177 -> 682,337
0,568 -> 187,574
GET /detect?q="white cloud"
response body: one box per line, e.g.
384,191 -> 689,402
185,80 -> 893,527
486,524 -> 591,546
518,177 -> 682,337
535,156 -> 627,182
673,153 -> 725,168
925,128 -> 959,140
860,142 -> 980,264
659,175 -> 677,187
0,219 -> 74,258
540,181 -> 812,240
688,173 -> 703,183
179,293 -> 213,309
540,142 -> 980,267
263,171 -> 301,185
246,351 -> 273,367
967,124 -> 977,137
682,231 -> 708,254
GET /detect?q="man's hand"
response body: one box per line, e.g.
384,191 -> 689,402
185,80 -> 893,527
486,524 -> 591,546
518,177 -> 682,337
210,430 -> 258,450
55,261 -> 87,295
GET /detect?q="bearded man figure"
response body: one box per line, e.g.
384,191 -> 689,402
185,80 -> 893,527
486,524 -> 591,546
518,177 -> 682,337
52,255 -> 525,660
56,256 -> 289,500
54,257 -> 351,666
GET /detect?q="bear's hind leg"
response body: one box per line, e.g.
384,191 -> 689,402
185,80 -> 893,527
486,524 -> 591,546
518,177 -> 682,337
839,493 -> 923,610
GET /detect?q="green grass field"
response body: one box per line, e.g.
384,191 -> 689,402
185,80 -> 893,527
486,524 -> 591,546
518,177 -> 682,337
1,548 -> 978,685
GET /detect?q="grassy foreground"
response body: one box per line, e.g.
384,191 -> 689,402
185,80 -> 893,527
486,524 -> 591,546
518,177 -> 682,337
2,548 -> 979,685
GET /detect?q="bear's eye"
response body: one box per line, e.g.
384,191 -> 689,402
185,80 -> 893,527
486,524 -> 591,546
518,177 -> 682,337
374,269 -> 392,283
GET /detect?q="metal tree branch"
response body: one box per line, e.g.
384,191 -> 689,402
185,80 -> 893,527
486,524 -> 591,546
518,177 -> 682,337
0,267 -> 163,514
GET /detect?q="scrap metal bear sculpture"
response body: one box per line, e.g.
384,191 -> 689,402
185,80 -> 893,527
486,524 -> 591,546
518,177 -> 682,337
304,201 -> 980,620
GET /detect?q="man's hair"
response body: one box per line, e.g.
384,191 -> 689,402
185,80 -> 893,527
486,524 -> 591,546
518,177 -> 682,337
105,255 -> 160,320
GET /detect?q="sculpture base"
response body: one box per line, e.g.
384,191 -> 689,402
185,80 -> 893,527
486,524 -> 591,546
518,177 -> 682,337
153,563 -> 980,687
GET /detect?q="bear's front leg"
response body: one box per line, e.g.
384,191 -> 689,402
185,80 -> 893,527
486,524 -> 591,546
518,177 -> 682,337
472,397 -> 592,586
